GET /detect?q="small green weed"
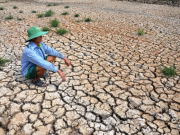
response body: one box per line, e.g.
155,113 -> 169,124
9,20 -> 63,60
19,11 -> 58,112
37,13 -> 43,18
32,10 -> 37,13
84,18 -> 92,22
160,65 -> 177,77
61,11 -> 69,15
44,10 -> 54,17
47,4 -> 52,6
17,17 -> 22,21
74,14 -> 79,17
13,6 -> 18,9
19,10 -> 23,13
0,7 -> 4,10
50,19 -> 59,27
56,28 -> 68,35
64,5 -> 69,8
137,29 -> 144,35
5,15 -> 13,20
0,57 -> 10,67
42,27 -> 50,31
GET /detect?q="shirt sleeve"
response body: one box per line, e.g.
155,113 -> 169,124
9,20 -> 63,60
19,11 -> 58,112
25,49 -> 58,72
42,43 -> 65,59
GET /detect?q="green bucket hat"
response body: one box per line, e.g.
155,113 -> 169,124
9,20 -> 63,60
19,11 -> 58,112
25,26 -> 48,42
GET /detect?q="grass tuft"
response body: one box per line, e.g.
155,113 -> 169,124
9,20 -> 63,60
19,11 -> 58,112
64,5 -> 70,8
5,15 -> 13,20
13,6 -> 18,9
137,29 -> 144,35
53,3 -> 58,6
160,65 -> 177,77
84,18 -> 92,22
50,19 -> 59,27
37,13 -> 43,18
44,10 -> 54,17
0,57 -> 10,67
17,17 -> 22,21
32,10 -> 37,13
74,14 -> 79,17
0,7 -> 4,10
56,28 -> 68,35
47,4 -> 52,6
19,10 -> 23,13
42,27 -> 51,31
61,11 -> 69,15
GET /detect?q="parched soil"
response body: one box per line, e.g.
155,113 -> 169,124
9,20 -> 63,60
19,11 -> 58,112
0,0 -> 180,134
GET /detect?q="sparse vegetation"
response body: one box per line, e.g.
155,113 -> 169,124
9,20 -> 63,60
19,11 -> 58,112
47,4 -> 52,6
137,29 -> 144,35
42,27 -> 51,31
84,18 -> 92,22
74,14 -> 79,17
32,10 -> 37,13
5,15 -> 13,20
56,28 -> 68,35
160,65 -> 177,77
50,19 -> 59,27
13,6 -> 18,9
61,11 -> 69,15
0,57 -> 10,70
53,3 -> 58,6
37,13 -> 43,18
44,10 -> 54,17
0,7 -> 4,10
19,10 -> 23,13
17,17 -> 22,21
64,5 -> 70,8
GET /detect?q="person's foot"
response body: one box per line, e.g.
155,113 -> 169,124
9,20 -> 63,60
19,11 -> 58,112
32,79 -> 47,87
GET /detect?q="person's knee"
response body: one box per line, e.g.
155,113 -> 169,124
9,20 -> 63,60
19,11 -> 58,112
47,56 -> 56,63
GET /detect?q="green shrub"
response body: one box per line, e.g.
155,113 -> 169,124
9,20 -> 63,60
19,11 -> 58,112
74,14 -> 79,17
19,10 -> 23,13
50,19 -> 59,27
160,65 -> 177,77
44,10 -> 54,17
47,4 -> 52,6
64,5 -> 70,8
13,6 -> 18,9
32,10 -> 37,13
0,7 -> 4,10
5,15 -> 13,20
137,29 -> 144,35
37,13 -> 43,18
56,28 -> 68,35
42,27 -> 50,31
0,57 -> 10,67
61,11 -> 69,15
84,18 -> 92,22
17,17 -> 22,21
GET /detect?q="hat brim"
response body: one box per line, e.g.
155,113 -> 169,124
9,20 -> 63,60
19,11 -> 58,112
25,31 -> 48,42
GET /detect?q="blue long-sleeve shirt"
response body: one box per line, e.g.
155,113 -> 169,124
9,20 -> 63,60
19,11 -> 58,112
21,41 -> 65,77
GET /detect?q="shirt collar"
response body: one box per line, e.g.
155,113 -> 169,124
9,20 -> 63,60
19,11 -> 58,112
29,41 -> 41,49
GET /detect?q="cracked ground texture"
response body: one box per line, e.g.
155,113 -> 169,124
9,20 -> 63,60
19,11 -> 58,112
0,0 -> 180,134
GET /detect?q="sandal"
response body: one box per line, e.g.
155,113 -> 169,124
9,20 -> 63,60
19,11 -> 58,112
41,72 -> 50,78
32,79 -> 47,87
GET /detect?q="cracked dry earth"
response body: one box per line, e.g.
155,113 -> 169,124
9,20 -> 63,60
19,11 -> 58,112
0,0 -> 180,134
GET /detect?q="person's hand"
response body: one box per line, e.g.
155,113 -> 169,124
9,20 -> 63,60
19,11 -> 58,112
64,57 -> 71,66
57,70 -> 65,82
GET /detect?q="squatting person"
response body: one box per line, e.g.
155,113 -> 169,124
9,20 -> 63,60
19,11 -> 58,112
21,26 -> 70,87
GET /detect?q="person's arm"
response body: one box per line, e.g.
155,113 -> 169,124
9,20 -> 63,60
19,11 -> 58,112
42,43 -> 71,66
42,43 -> 65,59
25,49 -> 58,72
